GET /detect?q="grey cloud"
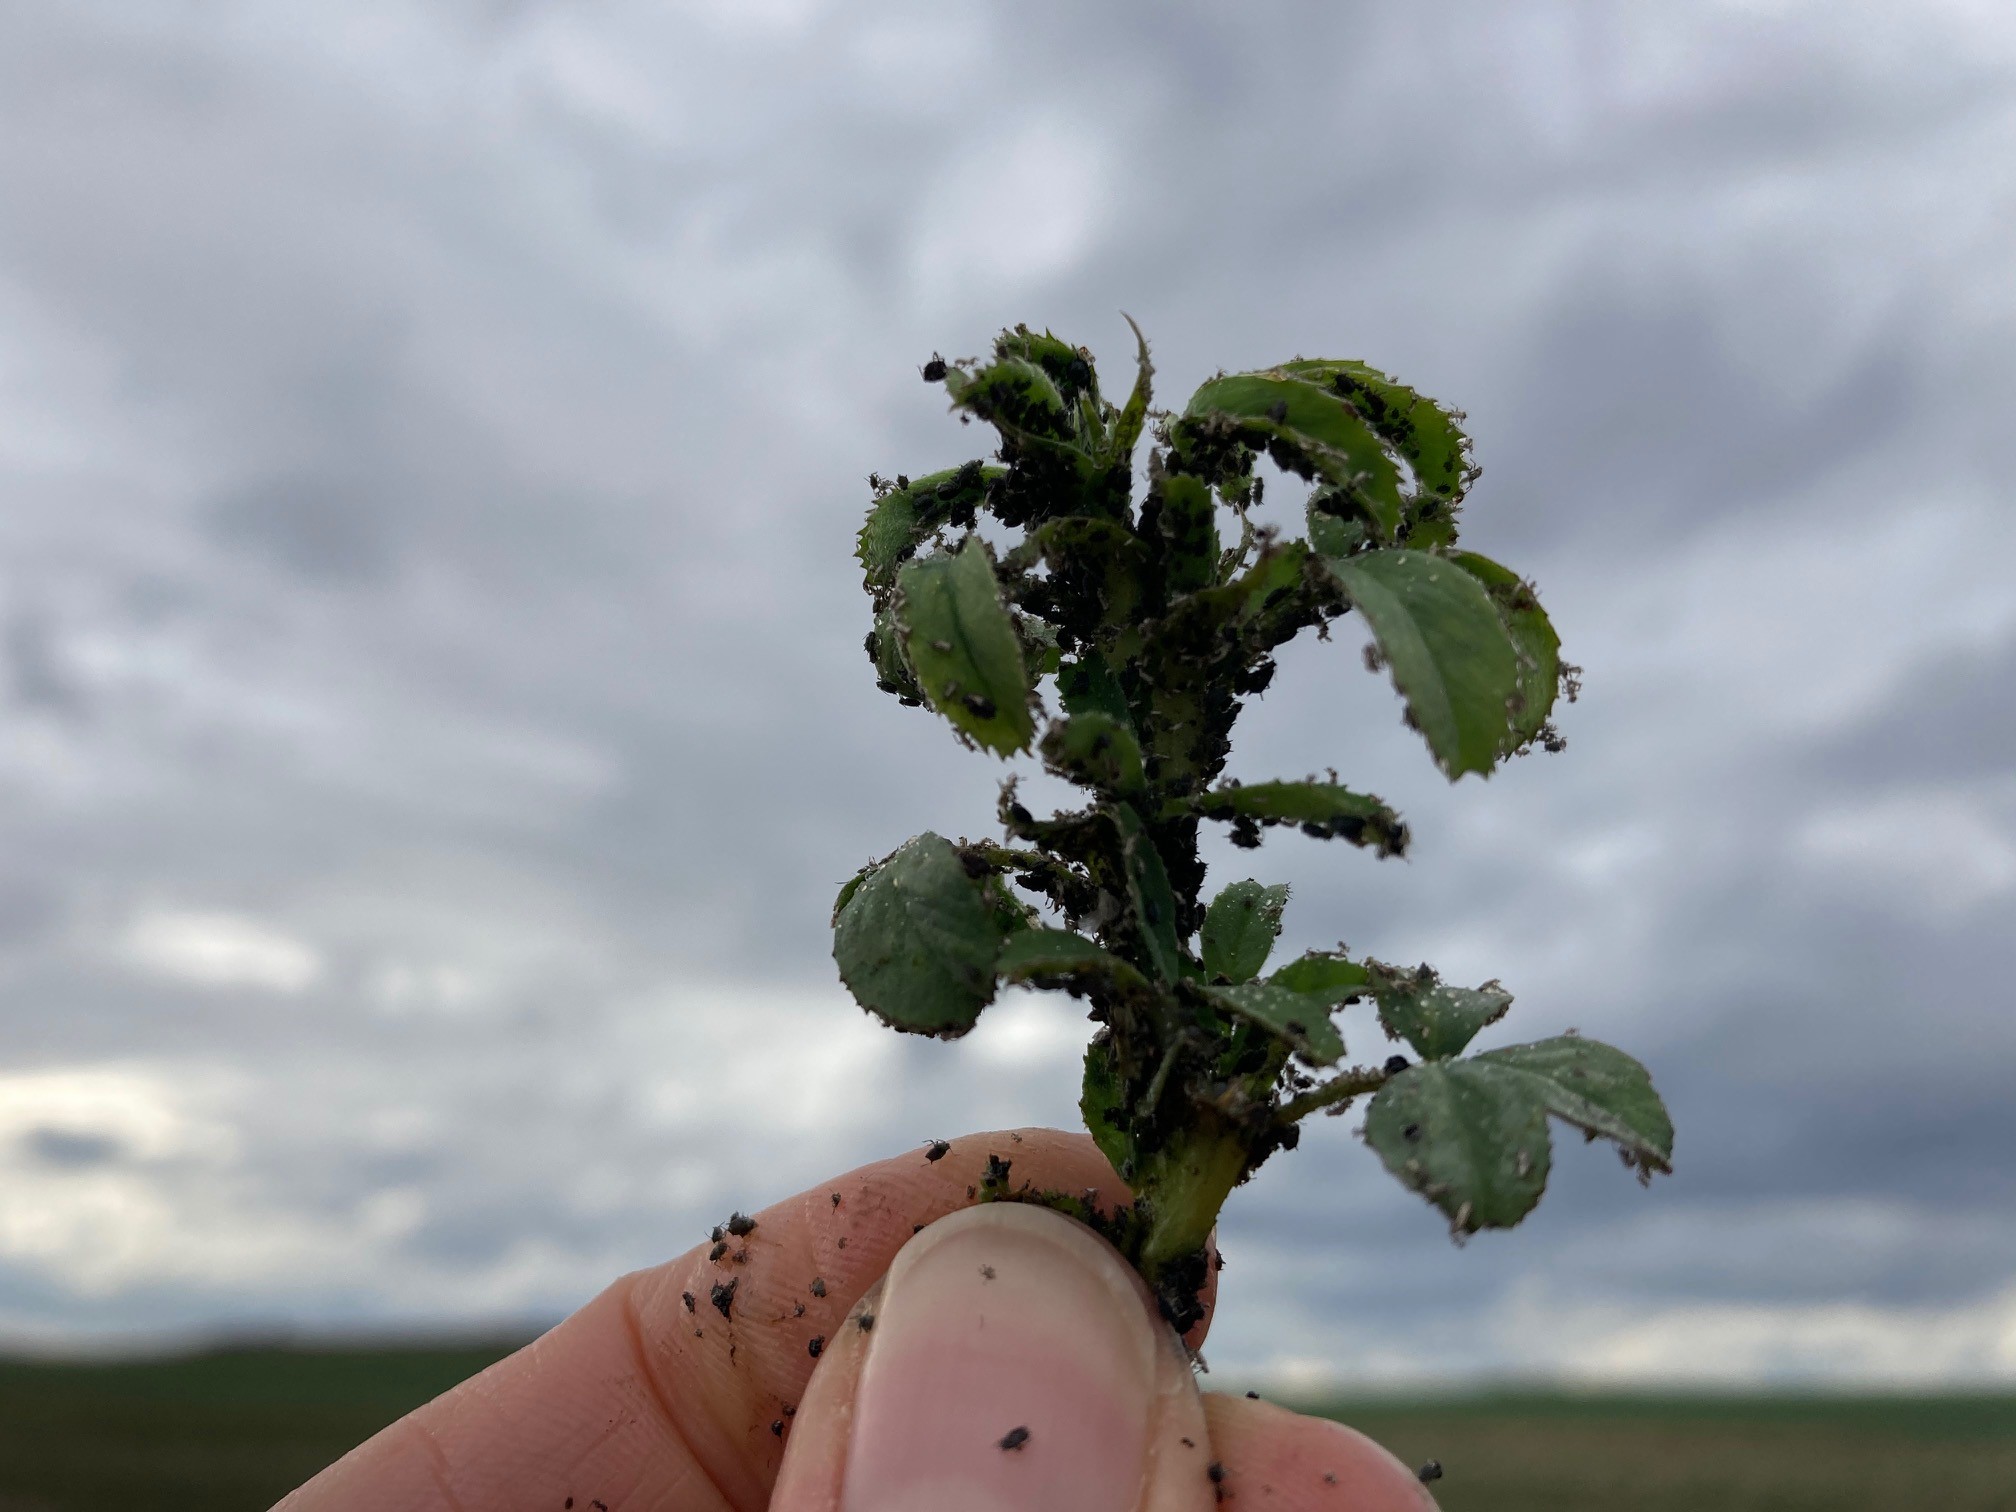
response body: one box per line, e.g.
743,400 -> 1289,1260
0,875 -> 61,950
5,616 -> 90,718
1482,293 -> 1933,547
0,0 -> 2011,1385
210,471 -> 409,582
1807,633 -> 2016,787
22,1128 -> 126,1169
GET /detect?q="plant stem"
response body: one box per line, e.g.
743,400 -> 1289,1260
1137,1122 -> 1251,1271
1278,1066 -> 1388,1124
1141,1037 -> 1182,1117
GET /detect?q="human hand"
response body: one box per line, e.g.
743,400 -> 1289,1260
277,1130 -> 1438,1511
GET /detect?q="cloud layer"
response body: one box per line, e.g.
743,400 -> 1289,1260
2,0 -> 2013,1385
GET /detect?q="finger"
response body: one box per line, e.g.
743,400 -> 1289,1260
276,1128 -> 1213,1512
771,1202 -> 1218,1512
1194,1394 -> 1439,1511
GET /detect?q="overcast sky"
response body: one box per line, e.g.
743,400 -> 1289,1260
3,0 -> 2014,1388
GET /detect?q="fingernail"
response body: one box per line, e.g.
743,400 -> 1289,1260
841,1203 -> 1162,1512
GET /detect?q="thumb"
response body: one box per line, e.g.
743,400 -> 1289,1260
769,1202 -> 1219,1512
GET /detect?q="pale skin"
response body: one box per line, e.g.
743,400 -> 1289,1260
277,1130 -> 1438,1512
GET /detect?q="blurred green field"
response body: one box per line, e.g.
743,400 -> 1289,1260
1300,1389 -> 2016,1511
0,1344 -> 2010,1510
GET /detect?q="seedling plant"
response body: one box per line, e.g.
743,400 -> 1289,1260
832,322 -> 1673,1331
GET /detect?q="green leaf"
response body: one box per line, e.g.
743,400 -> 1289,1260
1112,803 -> 1182,984
1107,313 -> 1154,468
1364,1059 -> 1548,1234
996,928 -> 1148,995
942,337 -> 1116,522
1016,613 -> 1062,677
1081,1035 -> 1134,1176
1222,539 -> 1316,633
1056,649 -> 1135,731
1372,967 -> 1513,1060
1448,550 -> 1563,750
1278,359 -> 1474,521
944,353 -> 1073,444
995,324 -> 1091,377
1322,548 -> 1521,779
1266,951 -> 1372,1006
992,327 -> 1106,455
1305,493 -> 1366,559
1200,880 -> 1288,984
1364,1036 -> 1673,1235
1199,981 -> 1345,1066
832,833 -> 1004,1038
1174,780 -> 1407,857
1176,371 -> 1406,539
1475,1037 -> 1674,1180
1041,712 -> 1145,796
895,536 -> 1037,756
831,866 -> 870,928
864,607 -> 924,704
856,463 -> 1000,596
977,870 -> 1038,940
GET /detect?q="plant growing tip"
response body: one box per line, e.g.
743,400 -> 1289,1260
833,319 -> 1671,1329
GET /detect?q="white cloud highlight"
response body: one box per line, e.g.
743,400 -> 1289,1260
121,910 -> 323,994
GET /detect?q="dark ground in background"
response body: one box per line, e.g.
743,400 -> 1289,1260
0,1345 -> 2011,1511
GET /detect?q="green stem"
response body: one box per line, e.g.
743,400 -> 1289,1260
1278,1065 -> 1388,1124
1137,1123 -> 1251,1271
968,842 -> 1073,877
1141,1037 -> 1182,1118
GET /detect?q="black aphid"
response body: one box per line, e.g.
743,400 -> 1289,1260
709,1278 -> 737,1318
998,1426 -> 1030,1451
